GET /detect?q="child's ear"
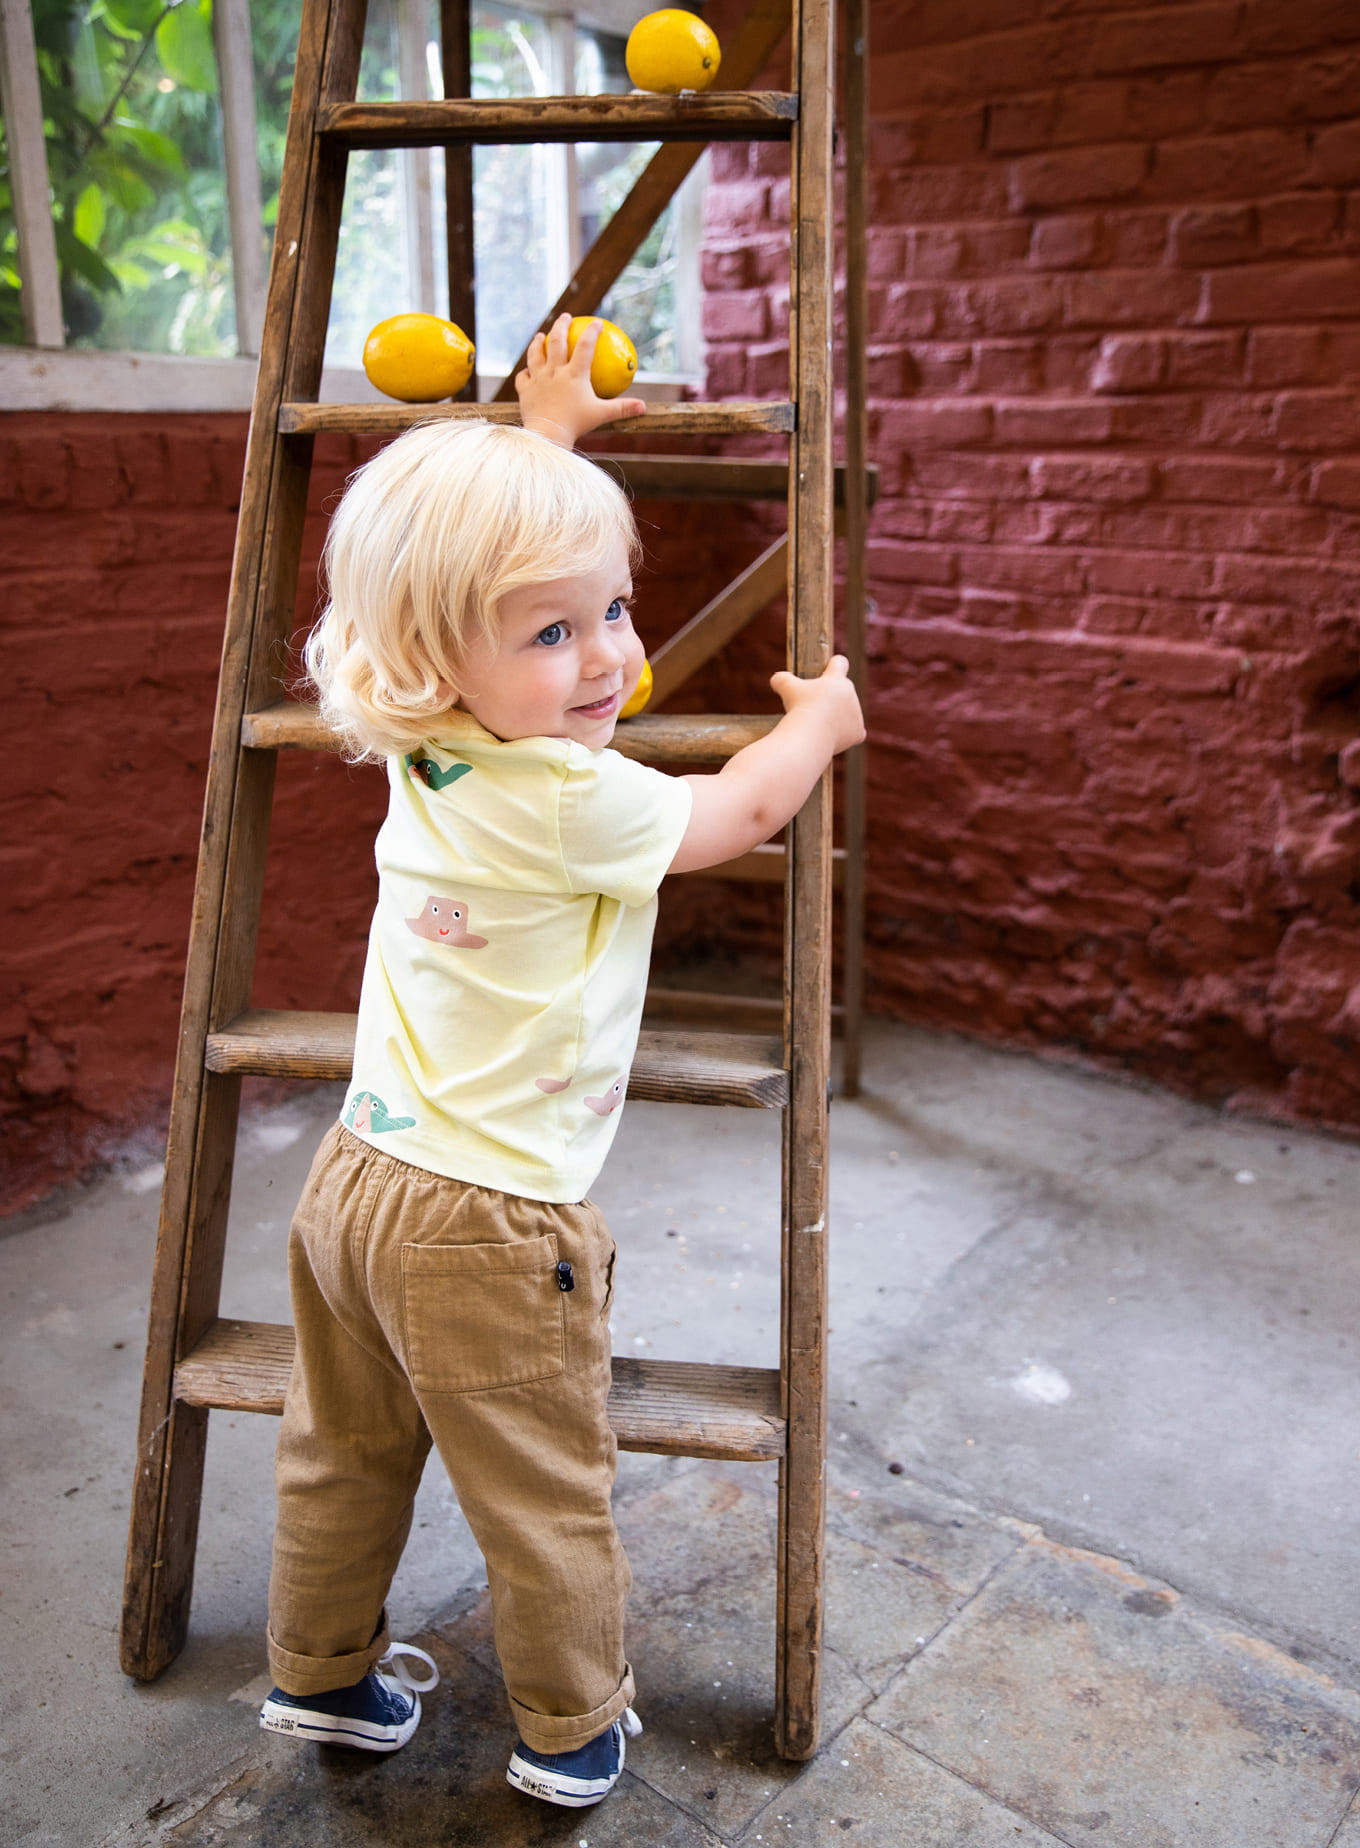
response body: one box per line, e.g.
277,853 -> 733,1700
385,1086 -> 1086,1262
435,678 -> 460,708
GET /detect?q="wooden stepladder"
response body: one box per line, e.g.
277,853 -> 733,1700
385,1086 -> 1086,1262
120,0 -> 862,1760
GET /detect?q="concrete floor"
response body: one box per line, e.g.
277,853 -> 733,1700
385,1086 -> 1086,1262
4,1019 -> 1360,1847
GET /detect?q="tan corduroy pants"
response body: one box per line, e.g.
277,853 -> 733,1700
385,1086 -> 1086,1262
266,1124 -> 634,1754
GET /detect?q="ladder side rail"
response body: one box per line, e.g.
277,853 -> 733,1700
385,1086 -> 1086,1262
776,0 -> 836,1763
840,0 -> 869,1097
438,0 -> 476,391
119,0 -> 368,1681
490,0 -> 792,400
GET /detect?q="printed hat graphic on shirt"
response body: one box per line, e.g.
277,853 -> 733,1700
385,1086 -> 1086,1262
406,896 -> 488,947
346,1090 -> 416,1134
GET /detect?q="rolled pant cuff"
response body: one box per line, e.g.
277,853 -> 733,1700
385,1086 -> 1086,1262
266,1615 -> 392,1699
510,1664 -> 636,1756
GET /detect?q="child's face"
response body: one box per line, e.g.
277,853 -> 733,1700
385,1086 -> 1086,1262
455,536 -> 644,749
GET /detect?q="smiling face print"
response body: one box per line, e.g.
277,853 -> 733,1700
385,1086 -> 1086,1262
405,896 -> 488,948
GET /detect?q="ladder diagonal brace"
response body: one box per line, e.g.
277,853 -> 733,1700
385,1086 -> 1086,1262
491,0 -> 792,400
649,536 -> 788,706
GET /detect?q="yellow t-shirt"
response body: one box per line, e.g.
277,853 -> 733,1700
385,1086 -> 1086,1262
343,712 -> 694,1203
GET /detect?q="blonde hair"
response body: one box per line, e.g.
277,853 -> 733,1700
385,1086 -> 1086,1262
304,419 -> 639,759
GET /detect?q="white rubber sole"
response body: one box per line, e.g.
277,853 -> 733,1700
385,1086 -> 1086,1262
506,1727 -> 626,1808
259,1689 -> 421,1753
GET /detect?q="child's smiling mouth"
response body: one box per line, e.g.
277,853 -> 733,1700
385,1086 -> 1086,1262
572,690 -> 621,718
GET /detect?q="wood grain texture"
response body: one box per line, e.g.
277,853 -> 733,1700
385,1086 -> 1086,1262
119,0 -> 364,1685
669,842 -> 846,885
317,91 -> 797,146
277,399 -> 795,435
840,0 -> 869,1100
776,0 -> 835,1763
241,701 -> 778,762
586,455 -> 876,505
174,1321 -> 787,1461
644,988 -> 846,1033
438,0 -> 475,379
204,1011 -> 789,1107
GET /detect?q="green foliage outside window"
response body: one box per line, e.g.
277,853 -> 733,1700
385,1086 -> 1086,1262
0,0 -> 296,352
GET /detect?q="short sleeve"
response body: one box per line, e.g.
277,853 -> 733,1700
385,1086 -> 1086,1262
556,748 -> 693,908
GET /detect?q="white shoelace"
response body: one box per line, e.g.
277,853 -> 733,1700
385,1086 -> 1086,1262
377,1642 -> 440,1694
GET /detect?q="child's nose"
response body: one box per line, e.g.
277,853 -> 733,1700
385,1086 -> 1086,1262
584,626 -> 626,676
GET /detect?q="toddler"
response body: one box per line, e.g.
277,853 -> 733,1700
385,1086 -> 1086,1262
258,315 -> 865,1808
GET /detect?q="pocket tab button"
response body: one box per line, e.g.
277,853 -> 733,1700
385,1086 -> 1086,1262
557,1260 -> 575,1293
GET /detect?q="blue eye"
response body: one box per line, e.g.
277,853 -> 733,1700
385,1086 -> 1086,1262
606,599 -> 625,622
536,623 -> 564,646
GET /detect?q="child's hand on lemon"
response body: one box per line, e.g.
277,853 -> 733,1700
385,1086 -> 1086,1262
516,312 -> 646,448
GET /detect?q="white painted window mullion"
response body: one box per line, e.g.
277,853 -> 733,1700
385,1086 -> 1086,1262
546,11 -> 578,297
0,0 -> 64,347
397,0 -> 437,313
212,0 -> 266,355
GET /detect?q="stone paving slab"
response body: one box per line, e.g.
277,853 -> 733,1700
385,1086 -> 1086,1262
1331,1796 -> 1360,1846
868,1535 -> 1360,1848
752,1716 -> 1068,1847
821,1467 -> 1028,1694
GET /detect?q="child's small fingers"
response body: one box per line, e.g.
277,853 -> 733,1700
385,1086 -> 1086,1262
599,396 -> 646,424
544,314 -> 570,361
570,317 -> 602,372
823,654 -> 850,678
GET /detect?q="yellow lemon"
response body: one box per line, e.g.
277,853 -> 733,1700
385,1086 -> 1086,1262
620,657 -> 653,718
625,8 -> 721,92
566,315 -> 638,399
363,313 -> 475,402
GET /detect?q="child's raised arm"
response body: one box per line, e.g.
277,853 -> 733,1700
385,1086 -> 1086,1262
668,656 -> 866,874
516,313 -> 647,449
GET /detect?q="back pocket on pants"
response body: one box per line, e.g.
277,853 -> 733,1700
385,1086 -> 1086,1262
401,1236 -> 565,1393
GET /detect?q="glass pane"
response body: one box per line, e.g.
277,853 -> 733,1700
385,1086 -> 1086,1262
0,0 -> 235,353
576,26 -> 682,377
468,3 -> 557,374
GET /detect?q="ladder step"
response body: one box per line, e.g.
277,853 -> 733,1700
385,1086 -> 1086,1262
671,842 -> 846,885
594,456 -> 879,506
174,1319 -> 786,1462
316,93 -> 797,148
241,702 -> 777,763
278,401 -> 795,437
645,989 -> 846,1034
204,1012 -> 788,1107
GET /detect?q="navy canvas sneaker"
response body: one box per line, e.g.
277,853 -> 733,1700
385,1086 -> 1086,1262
506,1706 -> 642,1807
259,1642 -> 439,1753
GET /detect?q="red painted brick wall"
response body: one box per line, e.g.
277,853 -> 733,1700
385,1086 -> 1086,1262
691,0 -> 1360,1133
6,0 -> 1360,1212
0,415 -> 393,1214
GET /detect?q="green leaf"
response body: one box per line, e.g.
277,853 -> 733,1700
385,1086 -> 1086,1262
155,0 -> 217,94
102,0 -> 169,34
73,183 -> 107,248
108,256 -> 152,287
55,220 -> 123,294
109,121 -> 185,172
97,160 -> 157,214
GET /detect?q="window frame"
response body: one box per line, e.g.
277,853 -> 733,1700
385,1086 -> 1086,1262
0,0 -> 701,410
